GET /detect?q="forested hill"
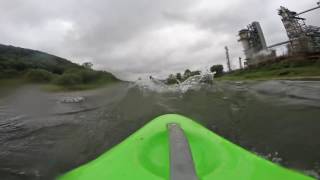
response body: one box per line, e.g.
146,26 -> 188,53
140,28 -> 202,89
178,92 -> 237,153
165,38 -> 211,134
0,44 -> 82,74
0,44 -> 119,89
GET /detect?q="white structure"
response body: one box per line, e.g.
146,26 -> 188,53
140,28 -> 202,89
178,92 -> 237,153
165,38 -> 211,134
238,22 -> 270,66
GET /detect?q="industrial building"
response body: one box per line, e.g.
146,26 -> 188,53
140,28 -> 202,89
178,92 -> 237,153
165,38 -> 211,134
238,22 -> 275,66
278,6 -> 320,54
238,1 -> 320,67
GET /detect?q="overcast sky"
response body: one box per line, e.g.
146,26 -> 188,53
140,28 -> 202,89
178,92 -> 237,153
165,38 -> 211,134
1,0 -> 319,80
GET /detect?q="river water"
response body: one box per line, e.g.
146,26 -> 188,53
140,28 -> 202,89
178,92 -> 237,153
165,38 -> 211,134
0,80 -> 320,179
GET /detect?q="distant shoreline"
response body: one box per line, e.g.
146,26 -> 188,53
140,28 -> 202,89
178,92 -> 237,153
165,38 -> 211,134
0,78 -> 122,92
216,59 -> 320,81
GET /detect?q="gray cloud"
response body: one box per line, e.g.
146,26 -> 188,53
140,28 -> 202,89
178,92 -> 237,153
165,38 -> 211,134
0,0 -> 319,80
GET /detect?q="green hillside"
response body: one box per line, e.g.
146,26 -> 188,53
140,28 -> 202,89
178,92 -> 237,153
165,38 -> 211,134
0,44 -> 119,90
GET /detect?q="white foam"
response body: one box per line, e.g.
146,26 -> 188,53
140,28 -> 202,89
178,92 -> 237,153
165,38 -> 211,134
133,73 -> 214,93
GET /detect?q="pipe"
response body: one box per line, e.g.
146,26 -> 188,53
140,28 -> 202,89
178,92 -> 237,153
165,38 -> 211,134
267,40 -> 290,48
296,4 -> 320,16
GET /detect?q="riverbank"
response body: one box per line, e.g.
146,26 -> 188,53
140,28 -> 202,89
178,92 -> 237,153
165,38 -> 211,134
217,61 -> 320,81
0,77 -> 120,92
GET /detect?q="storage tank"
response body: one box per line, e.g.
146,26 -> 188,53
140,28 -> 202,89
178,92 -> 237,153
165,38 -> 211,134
238,29 -> 253,60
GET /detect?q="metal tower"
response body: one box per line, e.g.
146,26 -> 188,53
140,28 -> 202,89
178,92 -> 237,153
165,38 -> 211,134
225,46 -> 232,72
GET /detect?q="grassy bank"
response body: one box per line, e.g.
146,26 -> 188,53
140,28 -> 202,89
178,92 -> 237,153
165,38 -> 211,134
0,68 -> 119,91
217,57 -> 320,81
0,77 -> 119,92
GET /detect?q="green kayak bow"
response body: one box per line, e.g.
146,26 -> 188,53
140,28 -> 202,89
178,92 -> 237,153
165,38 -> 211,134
59,114 -> 314,180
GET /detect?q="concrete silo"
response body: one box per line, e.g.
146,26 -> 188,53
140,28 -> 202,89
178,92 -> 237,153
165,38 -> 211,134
238,22 -> 269,66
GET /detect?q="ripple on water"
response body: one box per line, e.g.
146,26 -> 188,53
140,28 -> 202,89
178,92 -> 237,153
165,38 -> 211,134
0,81 -> 320,179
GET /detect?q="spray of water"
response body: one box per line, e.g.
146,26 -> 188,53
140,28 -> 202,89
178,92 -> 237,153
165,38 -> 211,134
134,72 -> 215,93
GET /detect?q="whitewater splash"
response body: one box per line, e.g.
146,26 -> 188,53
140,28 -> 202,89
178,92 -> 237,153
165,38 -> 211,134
134,73 -> 215,93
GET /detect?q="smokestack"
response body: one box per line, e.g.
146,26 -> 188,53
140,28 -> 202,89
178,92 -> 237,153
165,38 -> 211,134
225,46 -> 232,72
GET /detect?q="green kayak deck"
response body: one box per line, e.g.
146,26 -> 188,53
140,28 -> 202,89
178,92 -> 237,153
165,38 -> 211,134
59,114 -> 314,180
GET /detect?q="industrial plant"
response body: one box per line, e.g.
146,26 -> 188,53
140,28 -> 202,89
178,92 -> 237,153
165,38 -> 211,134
238,1 -> 320,67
